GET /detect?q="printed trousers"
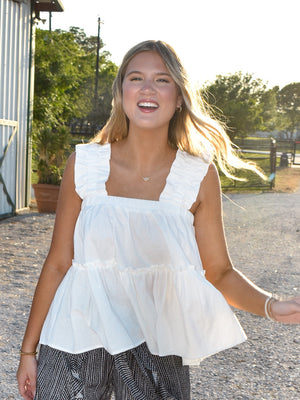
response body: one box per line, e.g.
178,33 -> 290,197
34,343 -> 190,400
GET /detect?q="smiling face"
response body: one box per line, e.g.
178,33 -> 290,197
122,51 -> 182,133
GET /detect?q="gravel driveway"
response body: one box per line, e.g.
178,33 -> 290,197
0,190 -> 299,399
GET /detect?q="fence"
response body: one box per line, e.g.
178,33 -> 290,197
220,139 -> 277,191
292,141 -> 300,165
70,121 -> 104,137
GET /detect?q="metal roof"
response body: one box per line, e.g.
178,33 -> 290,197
33,0 -> 64,12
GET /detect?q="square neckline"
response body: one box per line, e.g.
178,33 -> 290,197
104,143 -> 179,203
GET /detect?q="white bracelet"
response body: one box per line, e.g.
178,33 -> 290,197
265,296 -> 277,321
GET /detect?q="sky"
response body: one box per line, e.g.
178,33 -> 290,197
39,0 -> 300,89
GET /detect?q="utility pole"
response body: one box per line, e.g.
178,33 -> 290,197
49,12 -> 52,32
94,17 -> 101,106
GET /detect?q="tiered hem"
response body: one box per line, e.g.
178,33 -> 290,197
40,260 -> 246,366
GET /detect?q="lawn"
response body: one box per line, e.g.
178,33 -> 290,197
219,152 -> 275,191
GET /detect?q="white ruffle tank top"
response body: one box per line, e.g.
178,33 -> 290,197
39,142 -> 246,365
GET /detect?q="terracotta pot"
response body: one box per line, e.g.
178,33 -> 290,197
32,184 -> 60,213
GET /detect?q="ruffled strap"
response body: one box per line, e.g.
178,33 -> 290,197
160,150 -> 211,209
75,143 -> 110,200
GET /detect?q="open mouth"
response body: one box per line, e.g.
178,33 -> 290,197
137,102 -> 159,111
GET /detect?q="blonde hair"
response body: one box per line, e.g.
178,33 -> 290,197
92,40 -> 264,179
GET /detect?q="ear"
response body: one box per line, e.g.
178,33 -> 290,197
176,94 -> 183,109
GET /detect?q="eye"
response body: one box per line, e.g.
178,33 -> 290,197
157,78 -> 169,83
130,76 -> 142,82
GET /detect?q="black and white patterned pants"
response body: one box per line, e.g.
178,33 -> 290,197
35,343 -> 190,399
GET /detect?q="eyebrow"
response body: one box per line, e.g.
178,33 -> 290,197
125,71 -> 172,77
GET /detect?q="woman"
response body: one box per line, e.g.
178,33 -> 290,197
17,40 -> 300,400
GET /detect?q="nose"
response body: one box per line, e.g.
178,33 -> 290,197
140,79 -> 155,94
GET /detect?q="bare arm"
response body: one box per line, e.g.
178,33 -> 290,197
194,163 -> 300,321
17,152 -> 82,399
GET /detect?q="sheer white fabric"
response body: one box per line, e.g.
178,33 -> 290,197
40,143 -> 246,365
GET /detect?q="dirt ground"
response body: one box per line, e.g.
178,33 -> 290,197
1,168 -> 300,399
273,166 -> 300,193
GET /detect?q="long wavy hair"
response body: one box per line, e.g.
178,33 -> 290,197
92,40 -> 264,179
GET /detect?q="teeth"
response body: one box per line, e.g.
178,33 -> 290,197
138,102 -> 158,108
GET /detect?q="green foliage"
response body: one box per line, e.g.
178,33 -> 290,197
203,72 -> 266,140
276,83 -> 300,139
89,60 -> 118,126
203,73 -> 300,141
34,29 -> 84,126
260,87 -> 279,132
34,27 -> 118,130
32,124 -> 71,185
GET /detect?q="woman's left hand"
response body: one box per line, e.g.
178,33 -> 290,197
271,296 -> 300,324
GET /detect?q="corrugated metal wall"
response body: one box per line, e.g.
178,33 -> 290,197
0,0 -> 33,218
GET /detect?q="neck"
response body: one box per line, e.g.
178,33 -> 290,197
113,126 -> 176,179
125,126 -> 172,168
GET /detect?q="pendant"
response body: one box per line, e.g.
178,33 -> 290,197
142,177 -> 150,182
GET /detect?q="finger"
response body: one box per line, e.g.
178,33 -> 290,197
276,314 -> 300,324
26,378 -> 36,400
28,377 -> 36,398
275,301 -> 300,323
18,380 -> 27,397
19,379 -> 34,400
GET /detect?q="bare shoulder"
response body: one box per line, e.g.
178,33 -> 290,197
60,152 -> 77,192
51,151 -> 82,238
190,163 -> 221,215
57,152 -> 81,211
64,151 -> 76,174
202,162 -> 221,191
46,152 -> 82,271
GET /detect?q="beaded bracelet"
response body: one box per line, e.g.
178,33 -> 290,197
20,350 -> 38,356
264,296 -> 277,321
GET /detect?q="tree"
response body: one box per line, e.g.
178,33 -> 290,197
203,72 -> 267,141
277,83 -> 300,139
34,29 -> 85,127
33,28 -> 117,131
260,86 -> 279,133
89,59 -> 118,128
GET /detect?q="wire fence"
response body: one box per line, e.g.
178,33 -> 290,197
219,139 -> 279,191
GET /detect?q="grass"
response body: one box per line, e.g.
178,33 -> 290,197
219,152 -> 275,191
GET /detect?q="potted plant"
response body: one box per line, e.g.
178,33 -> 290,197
32,124 -> 71,212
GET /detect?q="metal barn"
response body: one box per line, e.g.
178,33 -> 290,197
0,0 -> 63,219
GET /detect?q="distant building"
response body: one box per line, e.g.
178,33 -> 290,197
0,0 -> 63,219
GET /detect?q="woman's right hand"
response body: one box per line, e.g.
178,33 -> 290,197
17,355 -> 37,400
